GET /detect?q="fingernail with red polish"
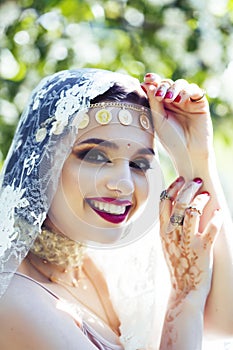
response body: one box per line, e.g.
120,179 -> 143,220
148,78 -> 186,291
176,176 -> 184,182
145,73 -> 160,81
141,85 -> 147,93
155,89 -> 163,97
193,177 -> 202,184
174,95 -> 181,103
165,91 -> 173,99
200,191 -> 210,196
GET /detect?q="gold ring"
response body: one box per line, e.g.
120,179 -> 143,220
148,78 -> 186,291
190,90 -> 206,102
187,206 -> 202,215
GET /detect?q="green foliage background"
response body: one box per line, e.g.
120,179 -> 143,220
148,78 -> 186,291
0,0 -> 233,210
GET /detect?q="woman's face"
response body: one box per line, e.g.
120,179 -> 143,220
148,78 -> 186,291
47,102 -> 161,246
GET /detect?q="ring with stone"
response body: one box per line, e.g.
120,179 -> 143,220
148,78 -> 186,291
170,213 -> 184,226
160,190 -> 172,201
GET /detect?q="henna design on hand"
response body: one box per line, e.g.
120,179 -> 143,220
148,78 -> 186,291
159,188 -> 222,348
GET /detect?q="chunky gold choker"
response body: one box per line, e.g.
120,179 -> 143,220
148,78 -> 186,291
30,228 -> 86,268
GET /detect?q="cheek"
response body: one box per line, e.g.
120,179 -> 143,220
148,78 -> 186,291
61,159 -> 85,207
134,173 -> 150,203
77,163 -> 100,197
76,160 -> 110,198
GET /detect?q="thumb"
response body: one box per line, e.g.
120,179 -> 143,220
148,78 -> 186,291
201,209 -> 223,250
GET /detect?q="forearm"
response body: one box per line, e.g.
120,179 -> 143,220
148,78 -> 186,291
176,152 -> 233,335
160,293 -> 205,350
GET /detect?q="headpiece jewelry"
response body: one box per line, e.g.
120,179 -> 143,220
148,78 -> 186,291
91,102 -> 151,129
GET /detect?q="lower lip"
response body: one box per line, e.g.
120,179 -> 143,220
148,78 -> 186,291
90,205 -> 131,224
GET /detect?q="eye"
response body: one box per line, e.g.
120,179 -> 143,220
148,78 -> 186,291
75,148 -> 110,164
130,158 -> 151,172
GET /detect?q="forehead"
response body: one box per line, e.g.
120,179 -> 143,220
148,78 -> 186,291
77,124 -> 154,149
76,105 -> 154,147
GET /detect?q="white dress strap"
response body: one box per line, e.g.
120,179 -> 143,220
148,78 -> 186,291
14,272 -> 124,350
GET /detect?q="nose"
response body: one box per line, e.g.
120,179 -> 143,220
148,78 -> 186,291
106,160 -> 134,196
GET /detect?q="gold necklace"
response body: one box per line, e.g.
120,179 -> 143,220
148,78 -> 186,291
30,227 -> 86,268
28,227 -> 120,335
27,252 -> 120,335
28,252 -> 83,287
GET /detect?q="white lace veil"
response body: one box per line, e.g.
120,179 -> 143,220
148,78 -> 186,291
0,68 -> 166,349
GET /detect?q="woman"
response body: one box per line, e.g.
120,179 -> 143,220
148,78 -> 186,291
0,68 -> 231,349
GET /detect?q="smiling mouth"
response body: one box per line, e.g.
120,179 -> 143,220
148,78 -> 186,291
86,198 -> 132,224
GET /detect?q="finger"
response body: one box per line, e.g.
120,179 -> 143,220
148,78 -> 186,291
141,83 -> 167,130
201,209 -> 223,250
175,177 -> 203,208
183,191 -> 210,234
166,178 -> 203,233
188,83 -> 206,103
160,176 -> 185,233
154,79 -> 174,101
174,83 -> 206,105
164,79 -> 189,103
144,72 -> 161,86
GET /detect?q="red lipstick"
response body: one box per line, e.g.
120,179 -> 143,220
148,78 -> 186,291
86,197 -> 132,224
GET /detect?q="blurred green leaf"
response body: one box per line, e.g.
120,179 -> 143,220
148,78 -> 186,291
0,0 -> 233,163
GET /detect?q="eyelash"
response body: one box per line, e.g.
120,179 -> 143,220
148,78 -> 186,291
74,148 -> 152,172
129,159 -> 151,172
75,149 -> 110,164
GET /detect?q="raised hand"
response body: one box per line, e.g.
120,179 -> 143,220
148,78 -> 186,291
141,74 -> 213,176
159,176 -> 222,298
158,176 -> 223,349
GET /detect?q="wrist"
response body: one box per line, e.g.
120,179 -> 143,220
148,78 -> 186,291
169,289 -> 207,312
176,151 -> 218,181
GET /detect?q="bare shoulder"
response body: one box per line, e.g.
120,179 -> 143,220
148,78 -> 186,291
0,275 -> 96,350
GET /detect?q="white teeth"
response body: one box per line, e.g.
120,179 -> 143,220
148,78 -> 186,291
89,200 -> 127,215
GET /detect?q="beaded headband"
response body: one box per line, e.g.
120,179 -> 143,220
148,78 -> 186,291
78,102 -> 152,130
35,102 -> 152,143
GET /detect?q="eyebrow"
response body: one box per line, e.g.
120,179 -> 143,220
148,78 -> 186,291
137,148 -> 155,156
77,138 -> 118,149
76,138 -> 155,155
